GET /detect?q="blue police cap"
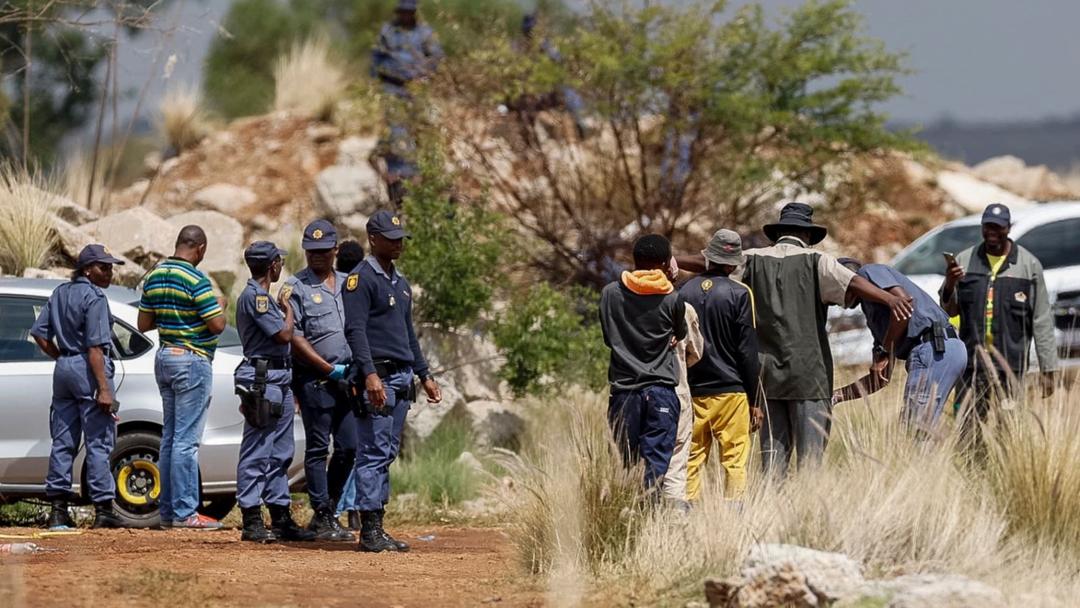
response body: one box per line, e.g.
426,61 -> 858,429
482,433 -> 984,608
366,210 -> 411,240
77,244 -> 125,269
396,0 -> 418,11
302,219 -> 338,250
244,241 -> 288,264
982,203 -> 1011,227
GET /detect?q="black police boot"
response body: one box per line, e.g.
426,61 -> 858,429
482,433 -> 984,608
375,509 -> 409,552
92,501 -> 127,529
240,507 -> 276,543
269,504 -> 316,542
308,506 -> 354,542
357,511 -> 397,553
46,499 -> 75,530
347,510 -> 361,531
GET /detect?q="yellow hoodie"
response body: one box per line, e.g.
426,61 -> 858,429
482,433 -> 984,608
621,269 -> 674,295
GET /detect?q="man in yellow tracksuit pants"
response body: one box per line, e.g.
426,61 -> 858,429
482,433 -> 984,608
678,230 -> 762,500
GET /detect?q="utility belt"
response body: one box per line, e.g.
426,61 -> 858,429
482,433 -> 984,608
245,356 -> 291,370
917,322 -> 958,354
373,358 -> 409,378
60,346 -> 113,358
344,359 -> 415,418
235,359 -> 285,429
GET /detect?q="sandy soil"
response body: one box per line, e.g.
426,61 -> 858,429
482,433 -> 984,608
0,525 -> 541,608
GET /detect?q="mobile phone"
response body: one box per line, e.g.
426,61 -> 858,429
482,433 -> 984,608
943,251 -> 957,266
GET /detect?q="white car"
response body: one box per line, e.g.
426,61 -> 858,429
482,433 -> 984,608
830,201 -> 1080,366
0,278 -> 307,526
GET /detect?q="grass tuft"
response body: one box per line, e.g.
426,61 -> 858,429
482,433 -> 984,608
273,37 -> 348,121
0,165 -> 59,276
158,87 -> 213,152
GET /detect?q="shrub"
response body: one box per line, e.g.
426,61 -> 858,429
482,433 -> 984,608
273,37 -> 349,120
158,87 -> 213,152
0,166 -> 59,276
391,415 -> 481,507
491,283 -> 607,397
398,152 -> 506,330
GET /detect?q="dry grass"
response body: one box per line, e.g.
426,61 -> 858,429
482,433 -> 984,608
62,152 -> 107,213
507,376 -> 1080,606
0,165 -> 59,276
273,37 -> 348,121
158,86 -> 212,152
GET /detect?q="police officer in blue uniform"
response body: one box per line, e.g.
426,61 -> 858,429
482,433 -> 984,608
343,210 -> 442,552
31,244 -> 128,530
283,220 -> 355,542
371,0 -> 444,206
234,241 -> 315,543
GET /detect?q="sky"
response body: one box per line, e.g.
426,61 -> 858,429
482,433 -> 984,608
111,0 -> 1080,130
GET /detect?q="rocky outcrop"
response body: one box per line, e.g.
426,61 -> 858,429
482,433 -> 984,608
705,545 -> 1005,608
168,210 -> 246,297
191,183 -> 258,216
49,216 -> 144,286
462,400 -> 526,450
81,207 -> 175,268
972,155 -> 1076,201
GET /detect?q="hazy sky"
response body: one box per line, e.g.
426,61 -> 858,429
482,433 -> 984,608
113,0 -> 1080,128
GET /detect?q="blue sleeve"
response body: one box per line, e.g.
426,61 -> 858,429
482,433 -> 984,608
405,293 -> 429,379
344,277 -> 376,377
254,303 -> 285,338
859,265 -> 902,291
84,294 -> 113,348
29,298 -> 53,341
286,282 -> 304,334
423,27 -> 444,64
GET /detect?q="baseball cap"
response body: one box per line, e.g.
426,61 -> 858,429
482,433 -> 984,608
244,241 -> 288,264
982,203 -> 1011,227
77,244 -> 125,269
702,229 -> 744,267
396,0 -> 417,11
366,210 -> 411,240
302,219 -> 338,250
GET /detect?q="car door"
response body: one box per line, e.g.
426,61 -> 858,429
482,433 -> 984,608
0,295 -> 57,484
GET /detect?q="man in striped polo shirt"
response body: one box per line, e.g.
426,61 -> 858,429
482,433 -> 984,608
138,225 -> 227,529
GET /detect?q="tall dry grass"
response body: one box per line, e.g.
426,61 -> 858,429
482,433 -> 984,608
273,37 -> 348,120
507,377 -> 1080,605
62,152 -> 107,213
158,87 -> 212,152
0,165 -> 59,276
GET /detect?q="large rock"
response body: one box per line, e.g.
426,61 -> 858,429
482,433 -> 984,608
337,136 -> 378,167
81,207 -> 174,268
191,183 -> 257,216
705,545 -> 864,608
972,155 -> 1074,200
168,210 -> 246,297
404,380 -> 466,442
51,196 -> 99,226
314,164 -> 381,218
462,400 -> 526,450
49,216 -> 143,286
419,327 -> 506,402
935,170 -> 1032,215
873,574 -> 1006,608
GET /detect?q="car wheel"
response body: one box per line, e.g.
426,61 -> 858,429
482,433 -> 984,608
200,495 -> 237,521
110,431 -> 162,528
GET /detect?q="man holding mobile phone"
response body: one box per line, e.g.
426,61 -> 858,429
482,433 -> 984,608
940,204 -> 1058,443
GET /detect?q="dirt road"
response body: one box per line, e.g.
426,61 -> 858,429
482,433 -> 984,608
0,525 -> 540,607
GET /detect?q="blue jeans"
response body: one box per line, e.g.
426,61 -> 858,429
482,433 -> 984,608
353,368 -> 413,512
155,347 -> 214,521
336,470 -> 359,516
903,338 -> 968,432
608,385 -> 680,488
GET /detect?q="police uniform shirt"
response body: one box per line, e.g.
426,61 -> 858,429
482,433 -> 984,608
342,256 -> 430,379
284,268 -> 351,367
236,279 -> 289,360
857,264 -> 951,360
30,277 -> 113,356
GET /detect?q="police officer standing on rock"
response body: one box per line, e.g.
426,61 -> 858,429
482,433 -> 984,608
32,244 -> 129,530
343,210 -> 441,553
234,241 -> 315,543
283,220 -> 355,542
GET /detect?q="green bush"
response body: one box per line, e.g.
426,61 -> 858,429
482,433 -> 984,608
391,415 -> 480,506
492,283 -> 607,397
399,157 -> 506,330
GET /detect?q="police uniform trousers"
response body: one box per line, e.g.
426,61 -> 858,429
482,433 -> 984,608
294,370 -> 357,511
235,365 -> 295,509
46,354 -> 116,503
353,367 -> 413,512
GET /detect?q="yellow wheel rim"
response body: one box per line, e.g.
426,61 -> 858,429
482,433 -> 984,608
116,460 -> 160,505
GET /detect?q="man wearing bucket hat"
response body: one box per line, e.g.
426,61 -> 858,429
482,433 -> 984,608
680,203 -> 914,475
940,203 -> 1057,443
678,230 -> 760,501
32,244 -> 129,529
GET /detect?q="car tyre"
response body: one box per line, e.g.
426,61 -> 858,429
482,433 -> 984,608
109,431 -> 162,528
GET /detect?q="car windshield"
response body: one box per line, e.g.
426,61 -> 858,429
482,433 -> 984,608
894,225 -> 982,276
